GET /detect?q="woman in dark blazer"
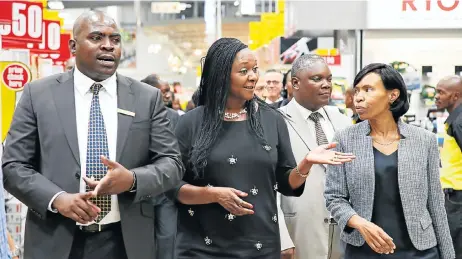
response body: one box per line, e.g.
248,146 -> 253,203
324,63 -> 455,259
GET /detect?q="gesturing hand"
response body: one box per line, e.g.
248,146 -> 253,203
84,156 -> 134,196
358,220 -> 396,254
52,192 -> 100,224
211,187 -> 254,216
306,142 -> 356,165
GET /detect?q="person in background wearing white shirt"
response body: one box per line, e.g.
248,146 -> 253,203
265,69 -> 284,105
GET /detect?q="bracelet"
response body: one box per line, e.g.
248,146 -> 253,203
295,165 -> 308,178
129,171 -> 137,192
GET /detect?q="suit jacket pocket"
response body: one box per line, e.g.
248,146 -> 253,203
420,212 -> 433,230
140,201 -> 155,218
131,120 -> 151,129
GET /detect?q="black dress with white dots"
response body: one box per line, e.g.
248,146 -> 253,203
171,105 -> 304,259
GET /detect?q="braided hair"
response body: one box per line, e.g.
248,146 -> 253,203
191,38 -> 269,178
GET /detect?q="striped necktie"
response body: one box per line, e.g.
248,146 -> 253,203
309,112 -> 329,146
85,83 -> 111,223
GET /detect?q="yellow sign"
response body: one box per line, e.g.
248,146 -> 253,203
1,61 -> 32,142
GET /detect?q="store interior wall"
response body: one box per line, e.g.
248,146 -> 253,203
363,29 -> 462,86
362,29 -> 462,122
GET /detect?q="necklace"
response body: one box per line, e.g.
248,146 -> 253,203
372,138 -> 399,146
224,108 -> 247,120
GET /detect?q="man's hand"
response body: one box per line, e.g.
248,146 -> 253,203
281,248 -> 295,259
52,192 -> 100,224
84,155 -> 134,196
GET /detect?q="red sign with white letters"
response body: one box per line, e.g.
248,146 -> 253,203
322,55 -> 341,66
0,1 -> 44,43
0,1 -> 72,67
2,62 -> 31,91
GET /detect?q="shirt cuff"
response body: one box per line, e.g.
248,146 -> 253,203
47,191 -> 65,213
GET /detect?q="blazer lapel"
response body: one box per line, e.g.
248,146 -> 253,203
53,71 -> 80,165
116,75 -> 135,162
284,100 -> 319,153
354,121 -> 375,210
396,120 -> 411,194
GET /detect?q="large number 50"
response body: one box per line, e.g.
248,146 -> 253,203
11,3 -> 42,38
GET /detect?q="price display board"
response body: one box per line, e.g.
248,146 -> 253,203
0,1 -> 44,44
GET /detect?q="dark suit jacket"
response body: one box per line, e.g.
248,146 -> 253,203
2,70 -> 184,259
166,107 -> 180,129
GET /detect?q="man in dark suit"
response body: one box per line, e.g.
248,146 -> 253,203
2,10 -> 184,259
141,73 -> 179,259
141,74 -> 179,127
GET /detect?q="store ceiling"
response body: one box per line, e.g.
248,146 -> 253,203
61,0 -> 133,9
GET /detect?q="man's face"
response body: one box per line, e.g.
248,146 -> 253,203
159,82 -> 172,106
293,62 -> 332,111
435,83 -> 459,111
254,77 -> 267,100
69,13 -> 122,81
264,72 -> 283,101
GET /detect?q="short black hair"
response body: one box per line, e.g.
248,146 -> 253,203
353,63 -> 409,121
141,74 -> 160,88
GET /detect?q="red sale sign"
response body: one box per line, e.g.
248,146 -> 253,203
0,1 -> 44,43
323,55 -> 341,66
2,62 -> 31,91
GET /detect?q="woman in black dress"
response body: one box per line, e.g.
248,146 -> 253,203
170,38 -> 355,259
324,64 -> 455,259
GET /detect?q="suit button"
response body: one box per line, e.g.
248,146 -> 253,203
146,195 -> 151,198
75,172 -> 81,179
324,218 -> 329,224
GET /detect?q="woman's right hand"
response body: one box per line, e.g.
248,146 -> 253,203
210,187 -> 254,216
355,218 -> 396,254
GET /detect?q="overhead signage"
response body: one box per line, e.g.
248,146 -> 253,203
367,0 -> 462,29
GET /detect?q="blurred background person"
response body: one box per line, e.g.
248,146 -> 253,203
255,76 -> 268,100
171,96 -> 186,116
344,87 -> 362,124
435,75 -> 462,259
140,73 -> 179,259
265,69 -> 284,105
141,74 -> 179,126
325,63 -> 454,259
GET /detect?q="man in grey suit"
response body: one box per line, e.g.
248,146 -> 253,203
278,54 -> 350,259
141,73 -> 180,259
2,11 -> 184,259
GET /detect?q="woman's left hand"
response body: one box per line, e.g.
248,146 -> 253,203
305,142 -> 356,165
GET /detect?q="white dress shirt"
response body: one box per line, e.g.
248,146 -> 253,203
293,99 -> 335,142
266,97 -> 283,105
48,66 -> 120,225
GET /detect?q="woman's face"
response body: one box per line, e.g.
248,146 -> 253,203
354,73 -> 399,120
228,48 -> 258,102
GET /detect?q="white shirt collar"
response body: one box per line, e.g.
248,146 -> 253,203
73,65 -> 117,97
293,98 -> 328,121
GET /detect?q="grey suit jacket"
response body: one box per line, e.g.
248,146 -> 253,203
2,70 -> 184,259
324,120 -> 455,259
279,101 -> 350,259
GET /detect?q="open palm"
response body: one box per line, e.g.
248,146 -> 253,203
306,142 -> 355,165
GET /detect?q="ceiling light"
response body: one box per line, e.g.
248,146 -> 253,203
194,49 -> 202,56
234,1 -> 240,6
48,1 -> 64,10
